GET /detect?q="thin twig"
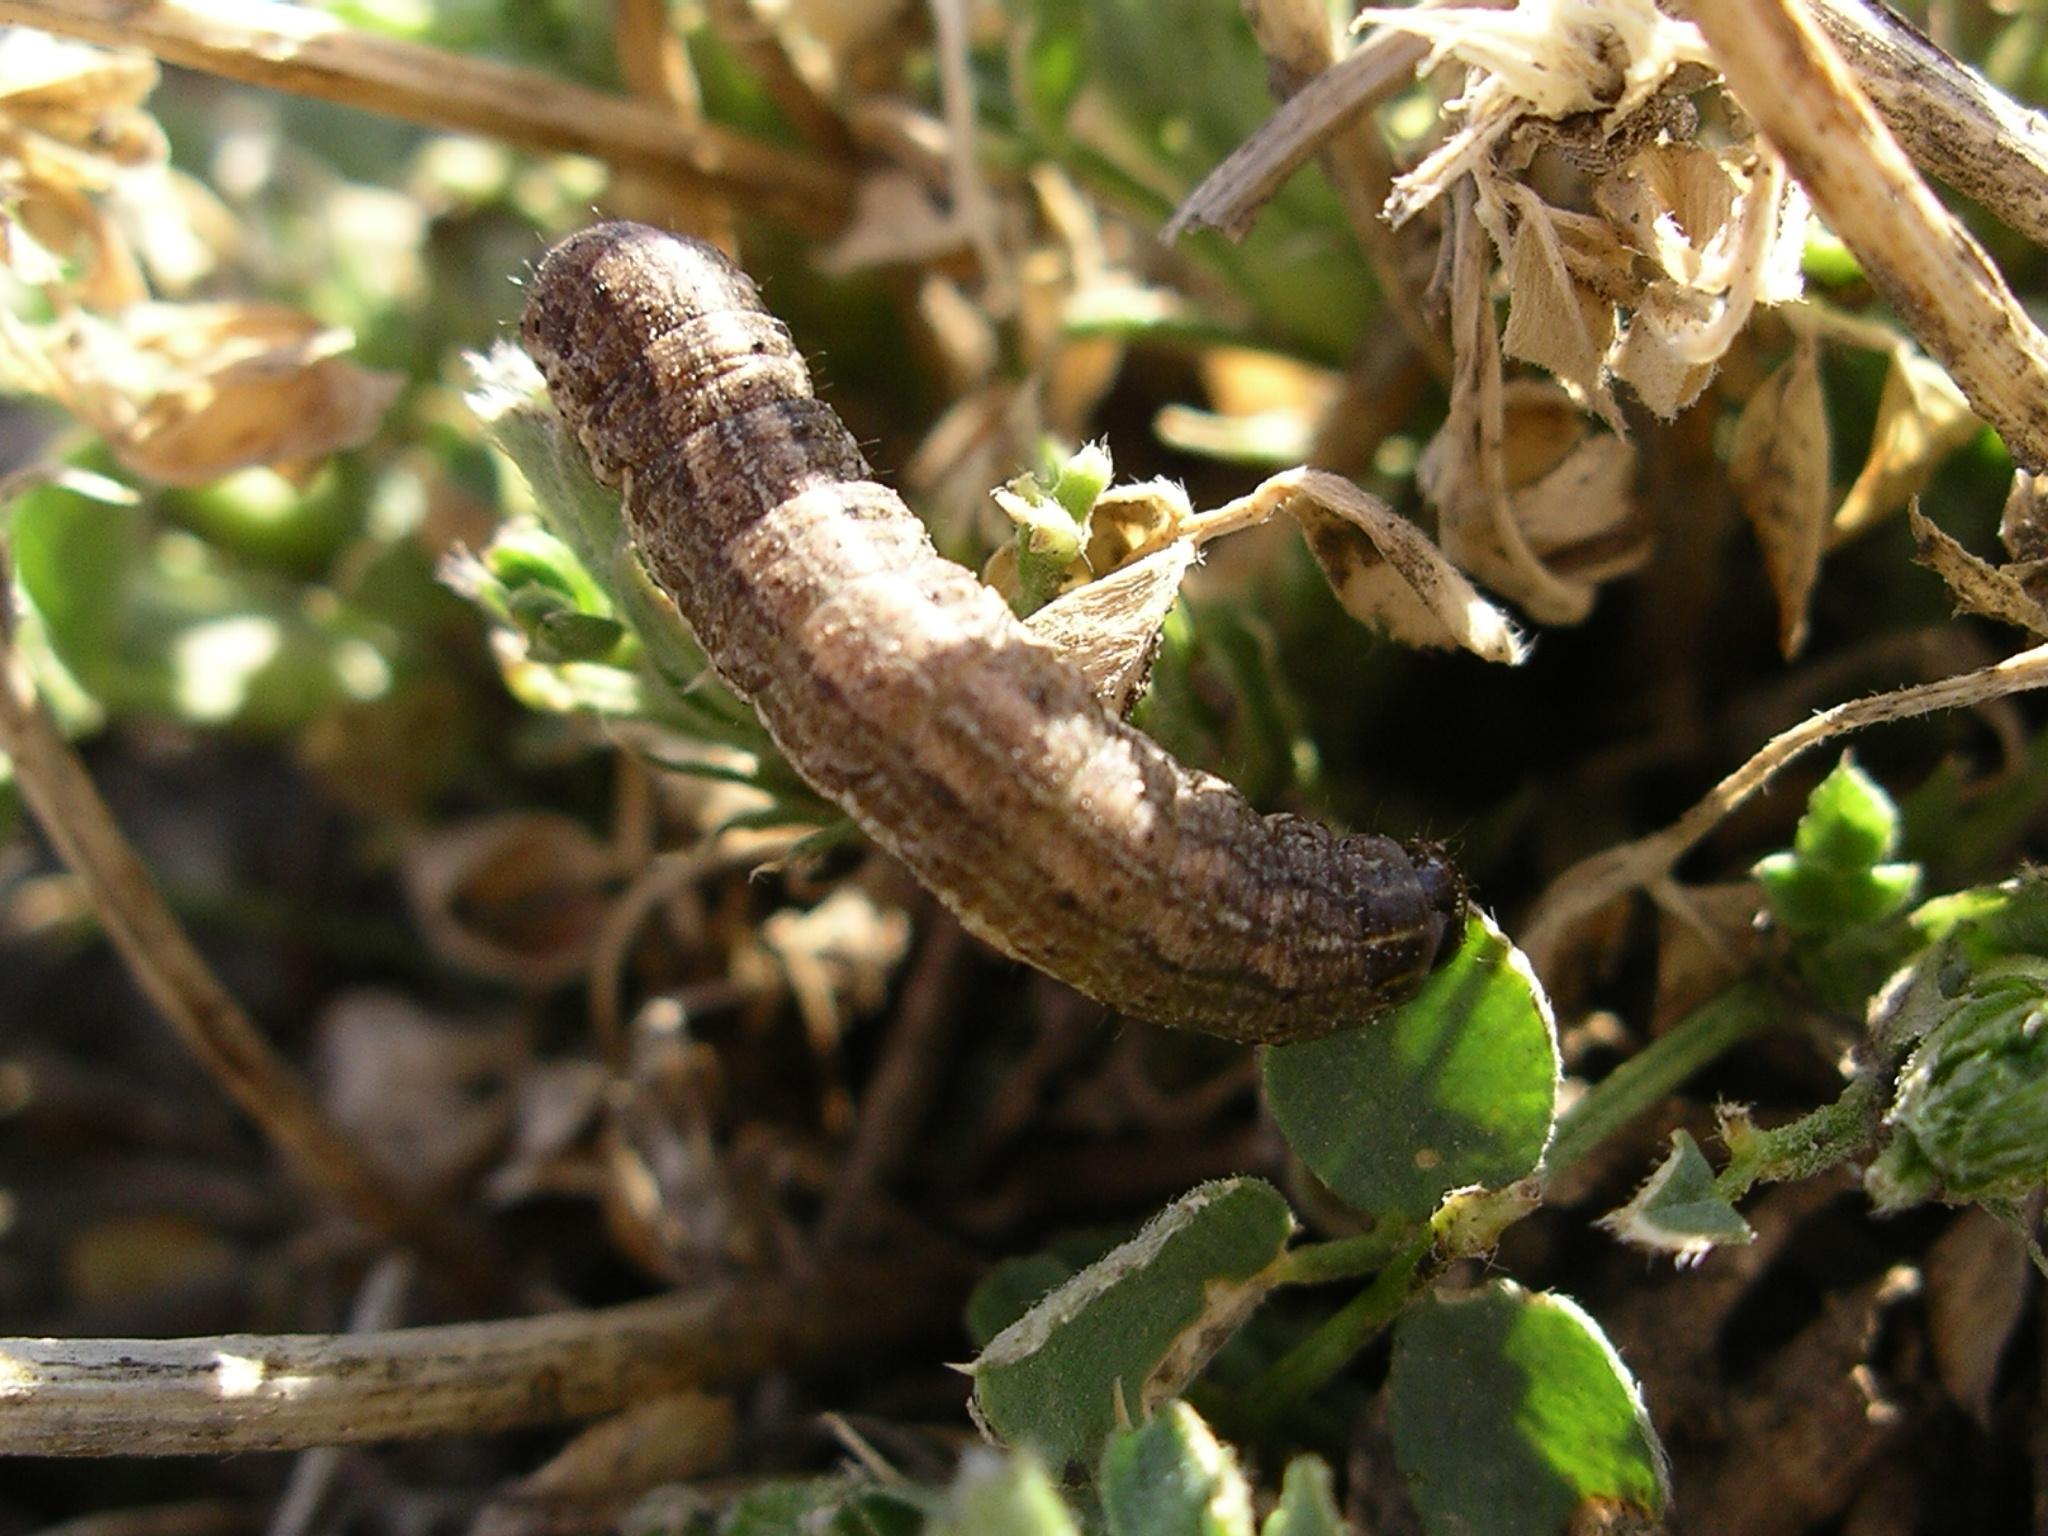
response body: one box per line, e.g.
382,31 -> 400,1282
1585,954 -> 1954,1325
1522,641 -> 2048,976
0,1256 -> 966,1456
1165,26 -> 1431,243
609,0 -> 738,247
1238,0 -> 1448,375
1685,0 -> 2048,470
817,908 -> 970,1247
705,0 -> 856,161
0,0 -> 849,229
0,551 -> 499,1300
1165,0 -> 1511,244
263,1257 -> 412,1536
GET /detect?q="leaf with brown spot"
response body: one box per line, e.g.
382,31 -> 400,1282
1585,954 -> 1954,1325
1285,468 -> 1525,663
1729,335 -> 1830,657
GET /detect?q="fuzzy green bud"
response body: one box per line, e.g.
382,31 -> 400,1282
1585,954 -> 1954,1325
1867,958 -> 2048,1210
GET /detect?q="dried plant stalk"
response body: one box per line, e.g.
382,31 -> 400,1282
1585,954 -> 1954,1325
522,223 -> 1463,1044
1809,0 -> 2048,254
0,0 -> 846,227
1522,640 -> 2048,975
0,1257 -> 957,1455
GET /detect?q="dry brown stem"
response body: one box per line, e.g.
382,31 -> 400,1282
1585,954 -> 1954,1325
0,1257 -> 963,1456
1165,19 -> 1447,243
817,908 -> 970,1247
705,0 -> 856,161
0,0 -> 848,228
0,553 -> 498,1300
608,0 -> 737,247
1686,0 -> 2048,470
1809,0 -> 2048,254
1522,640 -> 2048,977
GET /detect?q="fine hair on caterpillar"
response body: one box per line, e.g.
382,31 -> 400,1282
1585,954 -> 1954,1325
521,220 -> 1462,1044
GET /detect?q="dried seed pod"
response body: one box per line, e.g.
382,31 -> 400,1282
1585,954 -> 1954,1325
521,221 -> 1461,1043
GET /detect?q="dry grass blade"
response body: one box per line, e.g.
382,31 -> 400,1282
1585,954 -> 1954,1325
0,0 -> 848,228
1810,0 -> 2048,254
1522,640 -> 2048,977
1687,0 -> 2048,470
1237,0 -> 1448,373
0,549 -> 499,1300
1164,20 -> 1446,243
0,1257 -> 964,1456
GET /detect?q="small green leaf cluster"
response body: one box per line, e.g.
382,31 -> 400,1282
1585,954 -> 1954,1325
957,917 -> 1667,1536
1597,757 -> 2048,1268
990,440 -> 1115,615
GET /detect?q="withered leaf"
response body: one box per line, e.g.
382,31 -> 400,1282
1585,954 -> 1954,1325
1025,541 -> 1198,715
316,989 -> 526,1199
1610,287 -> 1720,419
403,811 -> 620,989
0,34 -> 163,168
1909,501 -> 2048,638
1498,189 -> 1621,427
1428,194 -> 1602,626
1508,426 -> 1646,586
1283,467 -> 1524,663
46,302 -> 399,486
1729,336 -> 1830,657
1597,143 -> 1738,289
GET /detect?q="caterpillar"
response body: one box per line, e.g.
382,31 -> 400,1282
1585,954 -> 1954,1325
521,221 -> 1461,1044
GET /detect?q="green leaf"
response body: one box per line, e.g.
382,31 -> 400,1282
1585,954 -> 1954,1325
1912,871 -> 2048,968
1797,756 -> 1901,868
470,347 -> 714,703
1043,440 -> 1114,524
161,463 -> 364,577
10,480 -> 143,697
968,1178 -> 1295,1469
931,1451 -> 1078,1536
967,1254 -> 1081,1349
1260,1458 -> 1349,1536
1597,1131 -> 1755,1260
719,1480 -> 925,1536
1756,756 -> 1921,935
1388,1283 -> 1668,1536
12,484 -> 386,732
1099,1402 -> 1254,1536
1264,914 -> 1559,1220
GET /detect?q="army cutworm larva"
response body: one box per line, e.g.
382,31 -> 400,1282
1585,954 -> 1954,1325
522,222 -> 1461,1043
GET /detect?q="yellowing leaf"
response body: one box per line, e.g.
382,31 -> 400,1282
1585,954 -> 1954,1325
1729,336 -> 1829,657
1834,350 -> 1979,541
